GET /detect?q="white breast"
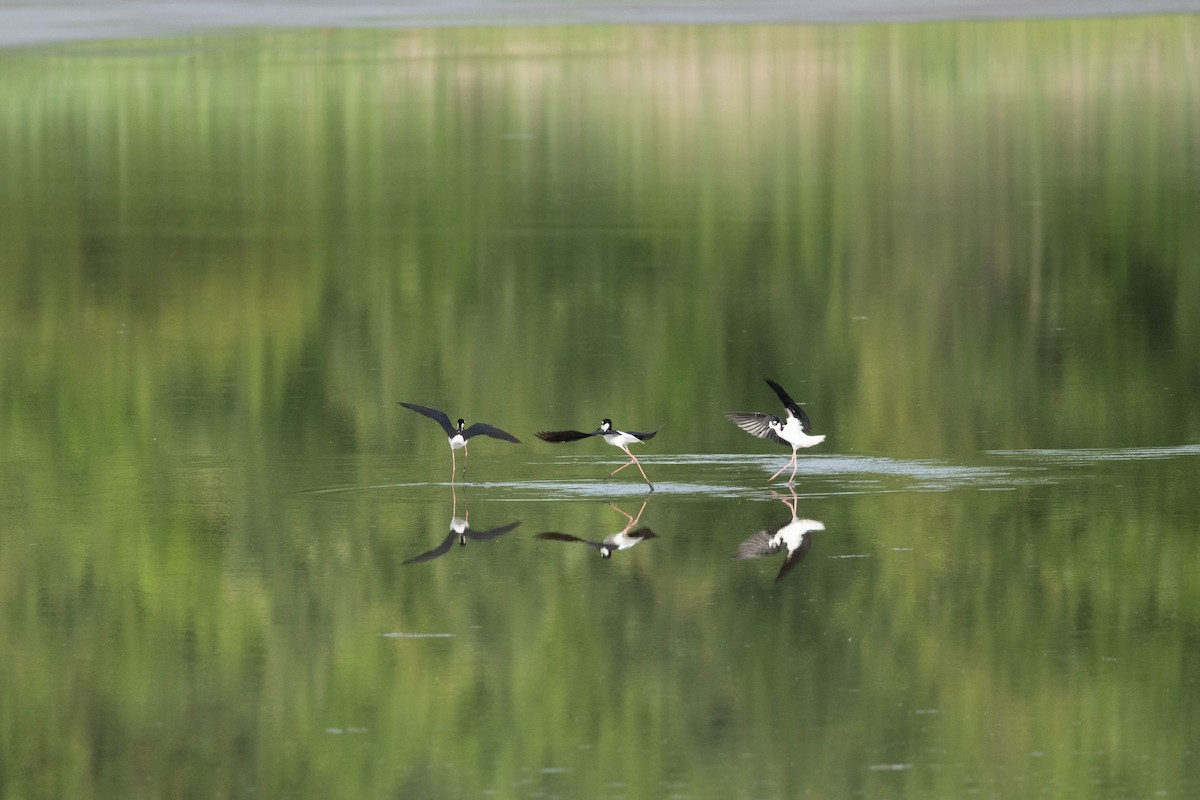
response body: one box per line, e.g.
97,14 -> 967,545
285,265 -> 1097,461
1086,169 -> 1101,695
778,416 -> 825,449
604,431 -> 641,448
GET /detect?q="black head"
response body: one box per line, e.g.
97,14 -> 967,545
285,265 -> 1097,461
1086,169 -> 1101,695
599,418 -> 613,432
456,419 -> 466,431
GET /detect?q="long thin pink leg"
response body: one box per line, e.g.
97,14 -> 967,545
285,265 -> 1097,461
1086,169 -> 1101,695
623,447 -> 654,491
608,459 -> 634,477
769,450 -> 798,483
450,448 -> 457,485
605,450 -> 654,491
768,452 -> 791,481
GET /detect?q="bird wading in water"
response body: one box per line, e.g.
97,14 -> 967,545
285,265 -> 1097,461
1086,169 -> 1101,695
726,378 -> 825,484
536,418 -> 659,491
399,402 -> 520,483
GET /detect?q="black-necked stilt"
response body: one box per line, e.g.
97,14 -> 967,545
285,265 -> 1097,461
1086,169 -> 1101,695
726,377 -> 825,484
536,418 -> 659,491
399,401 -> 520,481
732,489 -> 824,582
535,498 -> 655,558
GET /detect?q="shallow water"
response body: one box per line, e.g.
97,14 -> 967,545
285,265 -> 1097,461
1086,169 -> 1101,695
2,16 -> 1199,800
261,441 -> 1200,798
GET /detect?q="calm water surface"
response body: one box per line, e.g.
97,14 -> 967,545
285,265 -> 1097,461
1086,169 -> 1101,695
2,16 -> 1199,800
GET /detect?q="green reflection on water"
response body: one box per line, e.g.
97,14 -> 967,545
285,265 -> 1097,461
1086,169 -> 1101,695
1,17 -> 1198,800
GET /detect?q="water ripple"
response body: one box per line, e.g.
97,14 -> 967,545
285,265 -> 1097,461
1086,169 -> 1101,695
988,444 -> 1200,464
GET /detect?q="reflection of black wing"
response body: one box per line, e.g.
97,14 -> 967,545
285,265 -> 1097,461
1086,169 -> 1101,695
536,429 -> 596,443
732,528 -> 784,560
399,402 -> 455,436
725,412 -> 787,446
402,530 -> 458,565
624,527 -> 657,543
775,535 -> 814,583
535,531 -> 587,544
466,520 -> 522,541
464,423 -> 521,444
764,378 -> 813,433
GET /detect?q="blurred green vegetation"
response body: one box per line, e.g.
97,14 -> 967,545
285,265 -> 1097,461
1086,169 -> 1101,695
1,17 -> 1198,799
2,20 -> 1197,456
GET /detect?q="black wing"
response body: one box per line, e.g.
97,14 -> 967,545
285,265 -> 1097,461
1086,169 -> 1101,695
764,378 -> 814,433
535,429 -> 596,443
625,429 -> 658,441
725,412 -> 788,446
463,422 -> 521,444
763,378 -> 799,414
399,402 -> 455,436
466,520 -> 523,542
401,530 -> 458,565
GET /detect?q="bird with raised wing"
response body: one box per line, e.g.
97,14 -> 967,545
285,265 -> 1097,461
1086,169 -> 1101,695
536,418 -> 659,491
399,401 -> 520,482
726,378 -> 825,484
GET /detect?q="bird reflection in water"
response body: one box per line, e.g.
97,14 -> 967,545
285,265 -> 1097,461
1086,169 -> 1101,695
402,486 -> 522,565
732,489 -> 824,582
535,496 -> 656,559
